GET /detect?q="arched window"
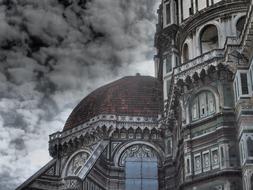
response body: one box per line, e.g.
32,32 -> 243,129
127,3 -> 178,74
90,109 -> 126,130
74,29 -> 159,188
200,25 -> 219,54
182,43 -> 189,63
120,144 -> 159,190
191,91 -> 216,121
125,157 -> 158,190
236,16 -> 246,37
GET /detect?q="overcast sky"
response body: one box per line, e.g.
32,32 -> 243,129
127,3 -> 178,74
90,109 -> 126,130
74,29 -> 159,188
0,0 -> 159,189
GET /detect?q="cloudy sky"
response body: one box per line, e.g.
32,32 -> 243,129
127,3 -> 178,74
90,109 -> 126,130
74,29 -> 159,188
0,0 -> 159,189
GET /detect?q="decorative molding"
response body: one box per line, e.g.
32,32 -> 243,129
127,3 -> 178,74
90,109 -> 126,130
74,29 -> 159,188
119,144 -> 157,166
45,166 -> 55,176
63,177 -> 82,190
174,49 -> 224,80
49,114 -> 160,150
114,141 -> 164,167
66,152 -> 90,177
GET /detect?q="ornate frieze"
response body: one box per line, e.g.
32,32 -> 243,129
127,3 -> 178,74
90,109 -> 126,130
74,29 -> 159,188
119,144 -> 158,166
48,114 -> 161,158
49,114 -> 159,142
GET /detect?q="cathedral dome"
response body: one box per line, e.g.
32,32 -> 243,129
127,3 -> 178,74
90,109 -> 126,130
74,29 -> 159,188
63,75 -> 163,131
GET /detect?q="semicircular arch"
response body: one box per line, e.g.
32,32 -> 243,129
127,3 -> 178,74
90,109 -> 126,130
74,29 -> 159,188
113,141 -> 164,167
61,149 -> 92,178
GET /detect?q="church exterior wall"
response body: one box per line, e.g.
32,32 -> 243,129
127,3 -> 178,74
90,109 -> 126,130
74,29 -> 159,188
156,0 -> 253,189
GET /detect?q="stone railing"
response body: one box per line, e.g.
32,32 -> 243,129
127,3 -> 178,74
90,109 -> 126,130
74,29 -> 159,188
174,49 -> 225,80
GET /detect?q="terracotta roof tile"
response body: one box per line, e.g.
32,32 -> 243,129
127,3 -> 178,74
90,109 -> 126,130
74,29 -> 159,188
63,76 -> 163,131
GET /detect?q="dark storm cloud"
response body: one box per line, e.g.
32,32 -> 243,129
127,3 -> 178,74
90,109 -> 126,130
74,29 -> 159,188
0,0 -> 159,189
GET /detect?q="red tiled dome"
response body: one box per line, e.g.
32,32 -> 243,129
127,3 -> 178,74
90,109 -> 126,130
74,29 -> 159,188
63,76 -> 163,131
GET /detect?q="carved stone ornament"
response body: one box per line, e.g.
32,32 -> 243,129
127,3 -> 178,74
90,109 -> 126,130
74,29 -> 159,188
119,144 -> 157,166
66,152 -> 89,176
45,166 -> 55,176
63,178 -> 82,190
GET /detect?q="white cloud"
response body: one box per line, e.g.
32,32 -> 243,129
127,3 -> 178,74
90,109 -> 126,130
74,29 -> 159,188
0,0 -> 159,189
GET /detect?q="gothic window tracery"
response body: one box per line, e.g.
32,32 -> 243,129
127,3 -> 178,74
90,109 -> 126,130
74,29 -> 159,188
119,144 -> 158,166
191,91 -> 216,121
